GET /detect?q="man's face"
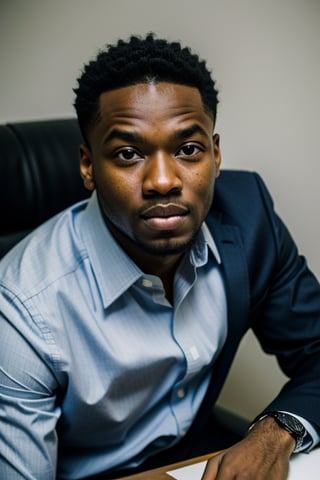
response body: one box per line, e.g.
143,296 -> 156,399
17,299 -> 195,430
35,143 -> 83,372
80,82 -> 221,263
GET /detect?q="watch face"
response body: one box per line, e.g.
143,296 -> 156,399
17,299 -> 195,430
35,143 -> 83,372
274,413 -> 305,435
269,412 -> 305,450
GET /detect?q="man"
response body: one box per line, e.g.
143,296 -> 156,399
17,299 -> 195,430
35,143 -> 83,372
0,33 -> 319,480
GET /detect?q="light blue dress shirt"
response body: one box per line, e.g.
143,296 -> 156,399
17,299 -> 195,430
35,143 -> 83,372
0,192 -> 228,479
0,192 -> 317,479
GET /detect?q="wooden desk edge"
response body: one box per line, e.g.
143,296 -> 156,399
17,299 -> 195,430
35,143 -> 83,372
114,451 -> 222,480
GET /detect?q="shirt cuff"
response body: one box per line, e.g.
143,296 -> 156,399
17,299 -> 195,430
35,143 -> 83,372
281,411 -> 320,453
248,411 -> 320,453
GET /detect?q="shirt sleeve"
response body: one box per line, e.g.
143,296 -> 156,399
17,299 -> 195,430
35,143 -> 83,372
0,298 -> 60,480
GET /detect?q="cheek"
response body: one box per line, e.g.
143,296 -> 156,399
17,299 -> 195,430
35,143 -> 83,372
191,163 -> 215,196
102,184 -> 129,213
96,170 -> 139,215
189,165 -> 215,217
96,165 -> 128,196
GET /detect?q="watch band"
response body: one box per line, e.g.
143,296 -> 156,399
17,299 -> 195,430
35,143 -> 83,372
267,412 -> 306,451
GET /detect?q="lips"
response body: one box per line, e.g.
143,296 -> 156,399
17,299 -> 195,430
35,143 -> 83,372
140,203 -> 189,219
140,203 -> 189,231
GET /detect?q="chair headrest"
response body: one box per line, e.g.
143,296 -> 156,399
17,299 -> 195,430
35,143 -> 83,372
1,118 -> 90,257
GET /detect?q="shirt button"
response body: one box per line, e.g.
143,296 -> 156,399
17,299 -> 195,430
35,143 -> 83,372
142,278 -> 153,288
190,345 -> 200,360
177,388 -> 185,398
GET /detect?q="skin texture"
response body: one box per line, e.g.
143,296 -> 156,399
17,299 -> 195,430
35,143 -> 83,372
202,416 -> 295,480
80,82 -> 221,302
80,81 -> 295,477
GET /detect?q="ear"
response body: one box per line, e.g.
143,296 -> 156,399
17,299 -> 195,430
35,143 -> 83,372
212,133 -> 221,178
80,144 -> 95,191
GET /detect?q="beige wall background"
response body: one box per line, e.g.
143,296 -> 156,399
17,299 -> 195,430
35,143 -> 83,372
1,0 -> 319,421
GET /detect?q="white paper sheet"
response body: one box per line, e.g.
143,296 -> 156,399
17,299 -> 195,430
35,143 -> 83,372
167,460 -> 207,480
167,448 -> 320,480
288,448 -> 320,479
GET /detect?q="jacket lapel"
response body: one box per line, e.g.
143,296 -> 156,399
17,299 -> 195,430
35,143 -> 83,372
205,215 -> 251,394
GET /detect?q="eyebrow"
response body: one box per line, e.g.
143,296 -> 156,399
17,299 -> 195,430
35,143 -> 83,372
103,123 -> 210,146
173,124 -> 209,141
103,129 -> 142,144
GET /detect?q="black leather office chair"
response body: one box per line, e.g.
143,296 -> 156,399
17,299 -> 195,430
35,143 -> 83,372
0,118 -> 90,258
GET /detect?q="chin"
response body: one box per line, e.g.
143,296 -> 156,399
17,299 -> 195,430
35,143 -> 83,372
137,234 -> 198,257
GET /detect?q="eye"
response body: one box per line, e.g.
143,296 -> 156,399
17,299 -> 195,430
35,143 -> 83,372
116,148 -> 143,162
176,144 -> 202,158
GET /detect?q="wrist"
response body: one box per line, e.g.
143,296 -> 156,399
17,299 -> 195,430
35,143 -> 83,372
267,412 -> 306,451
248,415 -> 297,455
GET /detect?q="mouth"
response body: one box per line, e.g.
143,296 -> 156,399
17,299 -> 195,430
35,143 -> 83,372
140,203 -> 189,231
141,203 -> 189,218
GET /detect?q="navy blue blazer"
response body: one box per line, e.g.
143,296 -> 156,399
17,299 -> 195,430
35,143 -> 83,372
123,169 -> 320,473
187,169 -> 320,440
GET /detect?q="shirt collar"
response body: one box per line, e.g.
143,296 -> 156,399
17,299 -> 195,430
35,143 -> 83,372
200,221 -> 222,264
80,192 -> 221,308
81,192 -> 141,308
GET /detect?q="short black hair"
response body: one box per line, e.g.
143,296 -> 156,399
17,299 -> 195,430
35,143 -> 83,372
73,33 -> 219,144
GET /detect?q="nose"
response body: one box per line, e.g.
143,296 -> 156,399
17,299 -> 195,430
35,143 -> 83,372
142,152 -> 183,196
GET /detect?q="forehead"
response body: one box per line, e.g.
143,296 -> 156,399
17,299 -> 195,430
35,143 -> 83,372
90,82 -> 214,143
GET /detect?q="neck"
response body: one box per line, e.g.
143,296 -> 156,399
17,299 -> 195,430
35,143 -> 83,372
105,220 -> 184,302
131,247 -> 182,304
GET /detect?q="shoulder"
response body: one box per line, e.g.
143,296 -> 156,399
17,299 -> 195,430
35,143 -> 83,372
212,169 -> 275,222
0,201 -> 88,299
208,169 -> 284,268
215,169 -> 272,202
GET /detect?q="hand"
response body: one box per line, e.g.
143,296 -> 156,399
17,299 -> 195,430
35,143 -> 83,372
201,416 -> 296,479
